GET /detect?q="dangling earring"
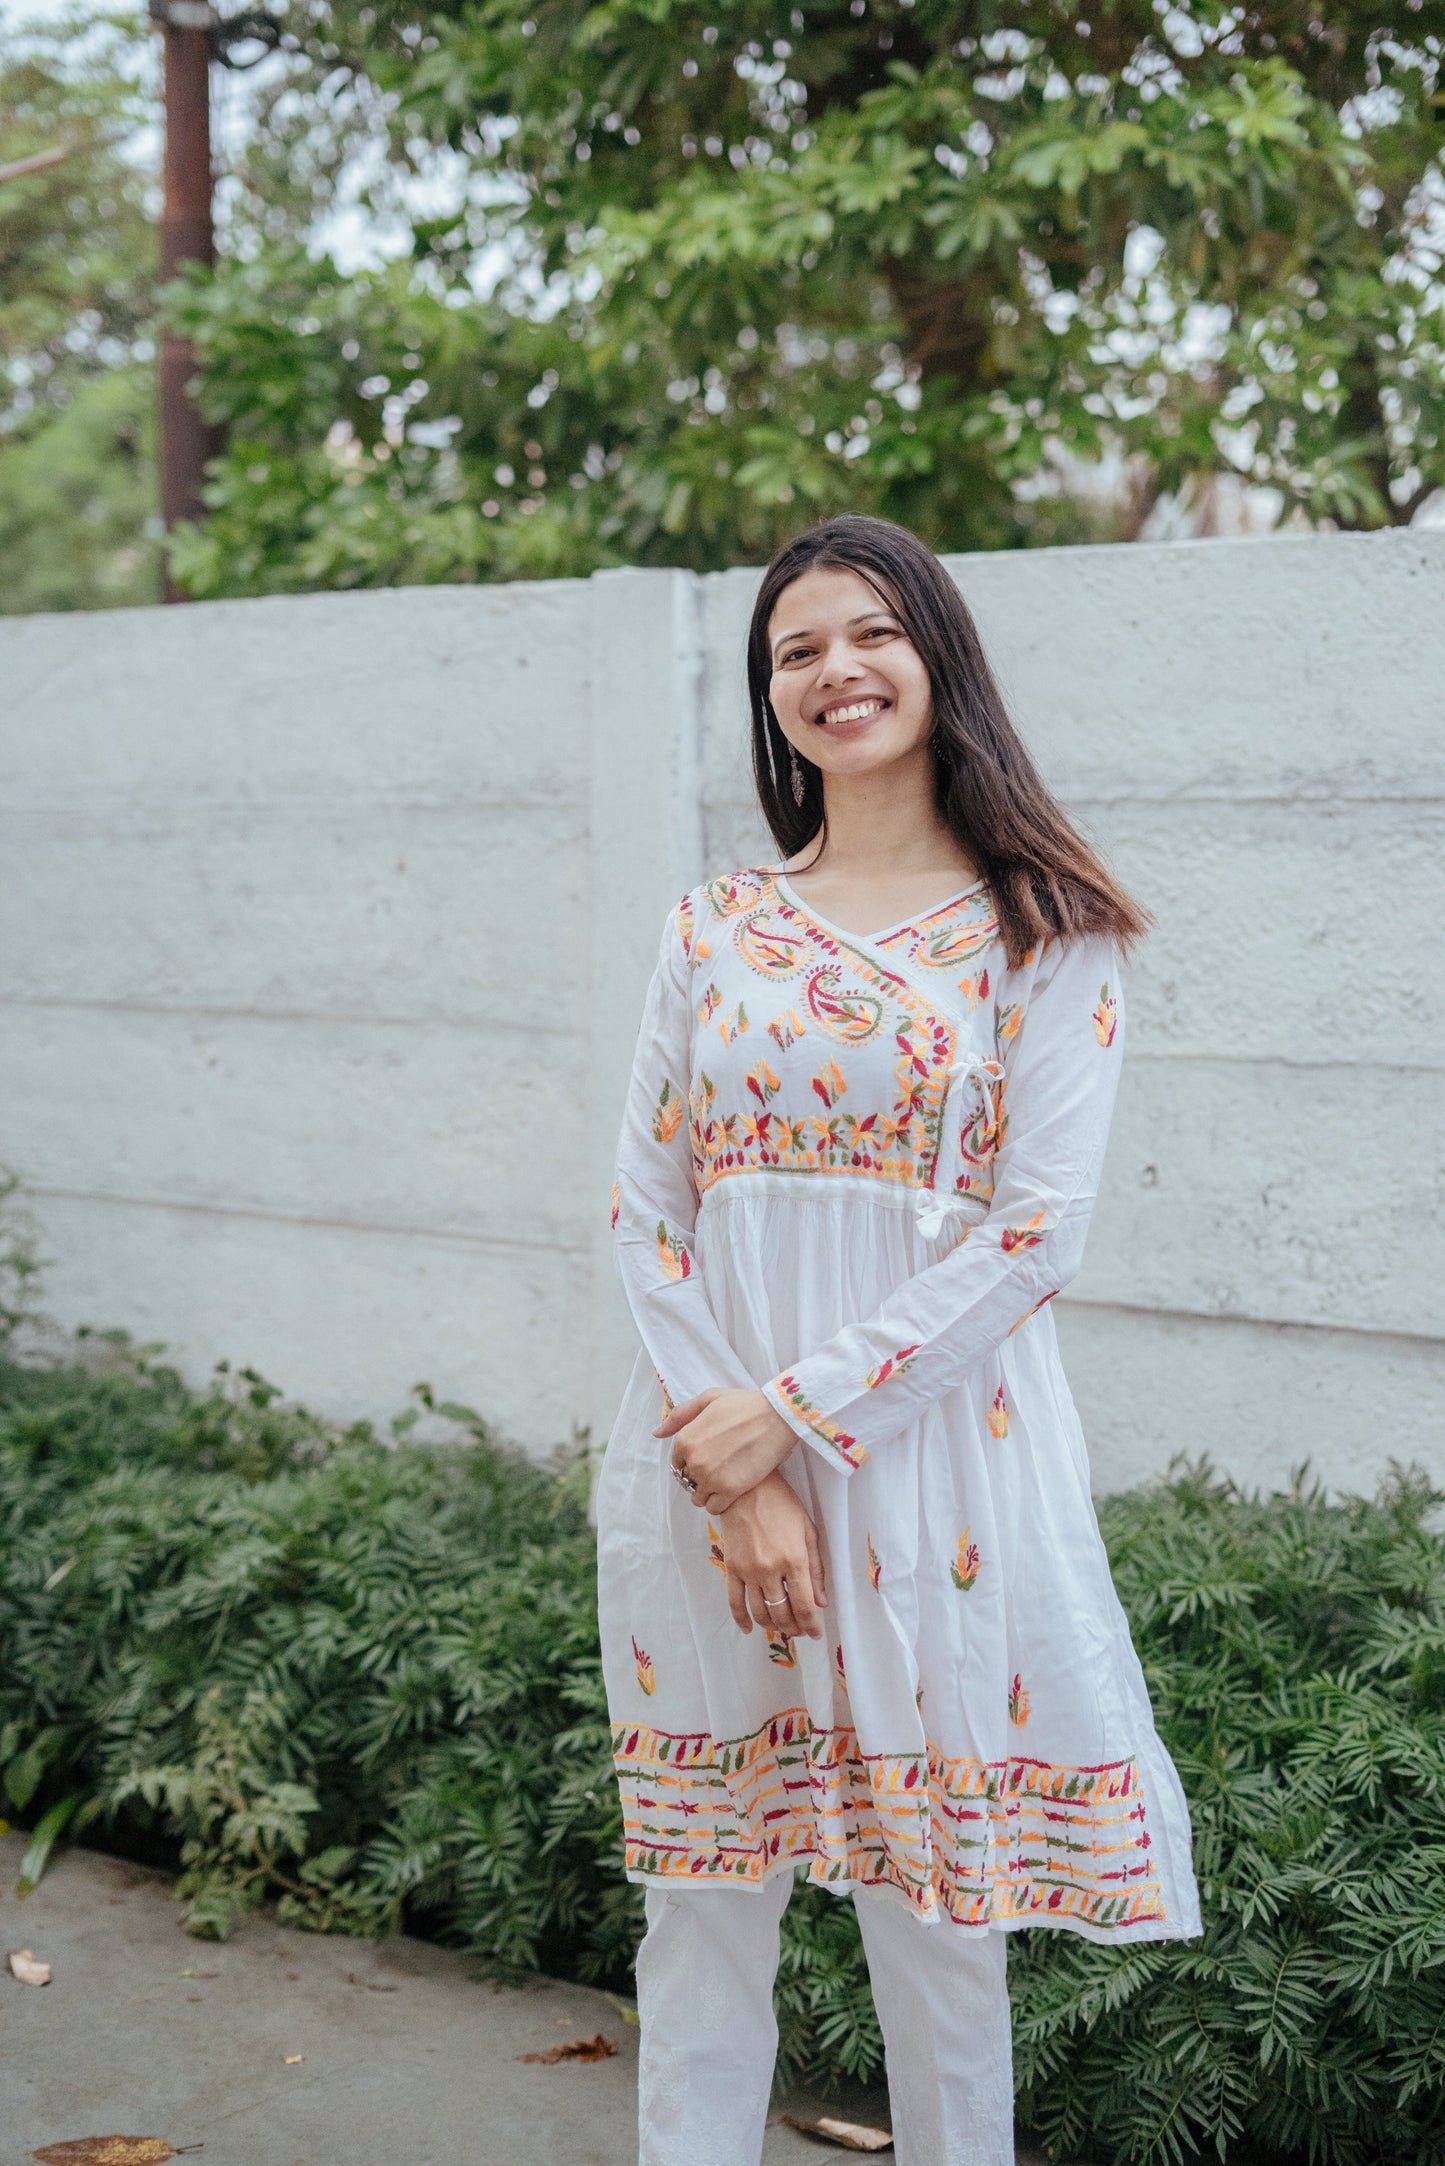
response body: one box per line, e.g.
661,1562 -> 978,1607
789,746 -> 806,806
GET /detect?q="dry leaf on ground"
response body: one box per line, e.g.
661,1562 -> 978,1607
282,2055 -> 304,2065
9,1948 -> 51,1986
780,2113 -> 894,2152
517,2033 -> 619,2065
33,2140 -> 194,2165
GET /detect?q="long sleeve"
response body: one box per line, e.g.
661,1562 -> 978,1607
610,893 -> 759,1409
760,931 -> 1125,1473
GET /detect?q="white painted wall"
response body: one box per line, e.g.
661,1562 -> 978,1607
3,531 -> 1441,1496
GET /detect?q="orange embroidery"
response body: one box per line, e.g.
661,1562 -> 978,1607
1000,1213 -> 1046,1254
651,1079 -> 684,1144
685,876 -> 960,1199
655,1221 -> 692,1281
743,1057 -> 782,1106
1009,1673 -> 1030,1727
633,1637 -> 656,1696
810,1058 -> 848,1108
864,1343 -> 921,1390
987,1387 -> 1010,1438
951,1530 -> 981,1591
994,1001 -> 1022,1043
707,1521 -> 726,1574
766,1633 -> 797,1667
769,1373 -> 865,1470
867,1534 -> 882,1590
1093,983 -> 1118,1047
612,1710 -> 1168,1929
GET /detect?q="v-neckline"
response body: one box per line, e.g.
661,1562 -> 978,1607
768,864 -> 988,949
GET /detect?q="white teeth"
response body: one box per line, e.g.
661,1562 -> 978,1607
819,698 -> 886,725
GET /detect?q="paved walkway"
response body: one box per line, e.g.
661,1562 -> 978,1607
1,1834 -> 898,2165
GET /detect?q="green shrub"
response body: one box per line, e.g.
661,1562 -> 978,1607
0,1347 -> 636,1981
3,1333 -> 1445,2163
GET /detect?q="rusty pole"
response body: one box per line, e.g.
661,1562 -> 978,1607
154,0 -> 220,598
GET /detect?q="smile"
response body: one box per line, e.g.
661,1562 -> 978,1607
815,697 -> 889,727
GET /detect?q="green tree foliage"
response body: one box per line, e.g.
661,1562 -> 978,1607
4,1310 -> 1445,2160
0,12 -> 162,610
167,0 -> 1445,593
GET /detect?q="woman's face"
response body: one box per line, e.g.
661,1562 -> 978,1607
766,564 -> 934,781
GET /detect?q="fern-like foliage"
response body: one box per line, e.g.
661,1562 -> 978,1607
4,1343 -> 1445,2162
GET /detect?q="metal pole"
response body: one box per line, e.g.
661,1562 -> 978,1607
154,0 -> 220,598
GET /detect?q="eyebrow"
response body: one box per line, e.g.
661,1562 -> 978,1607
770,608 -> 897,658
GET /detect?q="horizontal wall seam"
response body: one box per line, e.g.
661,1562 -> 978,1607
0,995 -> 582,1036
2,999 -> 1439,1074
21,1182 -> 590,1258
1058,1292 -> 1443,1351
20,1183 -> 1439,1348
708,790 -> 1445,811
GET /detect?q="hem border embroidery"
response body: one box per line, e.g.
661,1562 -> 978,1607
612,1705 -> 1167,1932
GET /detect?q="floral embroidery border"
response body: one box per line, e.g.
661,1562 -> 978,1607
612,1707 -> 1167,1932
766,1372 -> 865,1470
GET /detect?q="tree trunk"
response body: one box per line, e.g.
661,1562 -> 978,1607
884,260 -> 994,388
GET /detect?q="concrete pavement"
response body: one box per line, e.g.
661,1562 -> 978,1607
0,1834 -> 893,2165
1,1835 -> 1055,2164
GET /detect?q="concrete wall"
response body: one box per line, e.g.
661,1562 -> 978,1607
3,531 -> 1441,1496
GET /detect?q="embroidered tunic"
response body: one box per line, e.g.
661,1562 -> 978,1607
595,863 -> 1201,1942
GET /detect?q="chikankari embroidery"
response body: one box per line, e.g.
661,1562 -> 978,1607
768,1371 -> 866,1470
612,1709 -> 1168,1931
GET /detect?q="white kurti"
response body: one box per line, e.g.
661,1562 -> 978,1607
596,863 -> 1201,1943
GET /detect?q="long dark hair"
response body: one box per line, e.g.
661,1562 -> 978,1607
746,514 -> 1150,967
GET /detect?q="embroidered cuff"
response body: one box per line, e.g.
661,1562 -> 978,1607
762,1372 -> 868,1473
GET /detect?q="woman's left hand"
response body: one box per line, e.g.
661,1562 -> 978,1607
654,1388 -> 798,1513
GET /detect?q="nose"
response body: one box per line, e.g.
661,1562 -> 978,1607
815,637 -> 866,688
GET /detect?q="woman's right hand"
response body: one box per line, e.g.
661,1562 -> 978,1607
717,1471 -> 829,1642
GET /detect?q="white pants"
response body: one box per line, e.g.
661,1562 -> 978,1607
635,1872 -> 1015,2166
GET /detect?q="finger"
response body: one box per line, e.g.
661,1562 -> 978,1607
652,1390 -> 716,1437
804,1520 -> 829,1609
784,1557 -> 821,1639
748,1580 -> 785,1632
726,1569 -> 752,1634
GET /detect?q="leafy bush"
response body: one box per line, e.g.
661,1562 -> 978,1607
3,1326 -> 1445,2164
0,1347 -> 635,1981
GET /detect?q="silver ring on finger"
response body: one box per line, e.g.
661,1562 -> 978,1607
762,1595 -> 788,1608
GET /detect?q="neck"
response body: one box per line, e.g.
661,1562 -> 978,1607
798,744 -> 963,876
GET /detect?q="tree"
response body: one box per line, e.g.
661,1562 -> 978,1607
0,12 -> 162,612
163,0 -> 1445,594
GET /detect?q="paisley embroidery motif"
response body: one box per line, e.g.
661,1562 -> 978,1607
805,966 -> 886,1044
736,913 -> 810,978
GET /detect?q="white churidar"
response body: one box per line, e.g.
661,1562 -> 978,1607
596,864 -> 1201,1945
636,1873 -> 1014,2166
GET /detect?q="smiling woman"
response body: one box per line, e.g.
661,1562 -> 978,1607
594,514 -> 1199,2166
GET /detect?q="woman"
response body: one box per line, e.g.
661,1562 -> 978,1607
596,514 -> 1201,2166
